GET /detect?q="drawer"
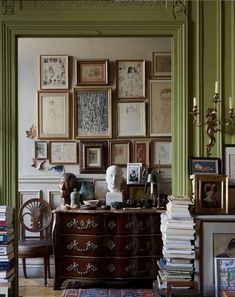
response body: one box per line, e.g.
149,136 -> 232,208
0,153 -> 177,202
55,234 -> 162,257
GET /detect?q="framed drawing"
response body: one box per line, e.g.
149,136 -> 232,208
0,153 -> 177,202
189,157 -> 221,175
37,90 -> 70,139
127,163 -> 142,184
215,257 -> 235,297
74,88 -> 112,139
109,140 -> 131,167
76,59 -> 108,85
94,179 -> 108,200
80,141 -> 107,174
133,139 -> 150,165
152,52 -> 171,78
150,80 -> 171,136
49,141 -> 78,164
40,55 -> 69,89
117,101 -> 146,137
35,141 -> 48,159
200,220 -> 235,297
116,60 -> 145,98
223,144 -> 235,185
194,174 -> 228,214
151,138 -> 172,167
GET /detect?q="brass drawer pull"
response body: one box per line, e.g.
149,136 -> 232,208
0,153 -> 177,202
125,263 -> 136,273
66,218 -> 98,230
67,262 -> 98,275
67,240 -> 98,252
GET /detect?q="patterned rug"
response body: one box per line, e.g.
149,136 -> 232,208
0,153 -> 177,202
62,288 -> 154,297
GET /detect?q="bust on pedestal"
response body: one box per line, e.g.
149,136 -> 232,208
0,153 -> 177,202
105,165 -> 124,206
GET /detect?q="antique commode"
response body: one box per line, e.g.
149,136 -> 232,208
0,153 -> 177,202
52,208 -> 163,289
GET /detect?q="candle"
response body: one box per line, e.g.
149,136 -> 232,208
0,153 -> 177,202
215,81 -> 219,94
193,97 -> 197,107
229,97 -> 233,109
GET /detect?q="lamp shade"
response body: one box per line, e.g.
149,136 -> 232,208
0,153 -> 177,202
147,173 -> 157,183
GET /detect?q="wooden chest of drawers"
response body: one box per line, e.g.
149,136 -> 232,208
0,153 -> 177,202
53,209 -> 163,289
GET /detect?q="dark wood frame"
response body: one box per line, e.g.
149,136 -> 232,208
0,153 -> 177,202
109,140 -> 131,167
189,157 -> 221,175
152,52 -> 171,78
35,141 -> 48,160
133,139 -> 150,165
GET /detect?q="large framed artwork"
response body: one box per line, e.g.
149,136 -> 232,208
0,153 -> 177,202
74,88 -> 112,139
49,141 -> 78,164
109,140 -> 131,167
37,90 -> 70,139
150,80 -> 171,136
223,144 -> 235,185
40,55 -> 69,89
116,60 -> 145,98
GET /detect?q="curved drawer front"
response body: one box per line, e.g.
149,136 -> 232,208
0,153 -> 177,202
58,257 -> 158,278
55,234 -> 162,257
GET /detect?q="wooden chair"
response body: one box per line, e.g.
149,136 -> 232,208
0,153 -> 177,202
18,198 -> 53,286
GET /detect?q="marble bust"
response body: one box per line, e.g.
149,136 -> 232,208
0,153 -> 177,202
105,165 -> 124,193
59,172 -> 78,205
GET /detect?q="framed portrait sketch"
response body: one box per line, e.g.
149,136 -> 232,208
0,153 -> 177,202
80,141 -> 107,174
133,139 -> 150,166
150,80 -> 171,136
215,257 -> 235,297
49,141 -> 78,164
116,60 -> 145,98
127,163 -> 142,185
223,144 -> 235,185
35,141 -> 48,159
37,90 -> 70,139
74,88 -> 112,139
109,140 -> 131,167
200,220 -> 235,297
40,55 -> 69,89
152,52 -> 171,78
194,174 -> 228,214
151,138 -> 172,167
189,157 -> 221,175
117,101 -> 146,137
76,59 -> 108,85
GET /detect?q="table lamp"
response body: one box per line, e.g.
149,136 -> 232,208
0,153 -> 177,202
146,171 -> 159,207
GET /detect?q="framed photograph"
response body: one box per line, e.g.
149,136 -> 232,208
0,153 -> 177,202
194,174 -> 228,214
76,59 -> 108,85
109,140 -> 131,167
223,144 -> 235,185
151,138 -> 172,167
152,52 -> 171,78
40,55 -> 69,89
117,101 -> 146,137
215,257 -> 235,297
35,141 -> 48,159
116,60 -> 145,98
189,157 -> 221,175
74,88 -> 112,139
94,179 -> 108,200
80,141 -> 107,173
127,163 -> 142,184
37,90 -> 70,139
200,220 -> 235,297
133,139 -> 150,166
150,80 -> 171,136
49,141 -> 78,164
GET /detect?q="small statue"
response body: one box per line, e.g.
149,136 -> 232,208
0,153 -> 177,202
105,165 -> 124,193
59,173 -> 78,205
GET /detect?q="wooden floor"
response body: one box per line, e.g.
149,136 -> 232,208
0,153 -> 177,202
19,278 -> 63,297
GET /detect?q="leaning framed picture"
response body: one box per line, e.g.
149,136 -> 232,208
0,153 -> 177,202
189,157 -> 221,175
49,141 -> 78,164
194,174 -> 228,214
116,60 -> 145,98
74,88 -> 112,139
127,163 -> 142,185
40,55 -> 69,89
117,101 -> 146,137
76,59 -> 108,85
94,179 -> 108,200
109,140 -> 131,167
133,139 -> 150,166
37,90 -> 70,139
223,144 -> 235,185
151,138 -> 172,167
80,141 -> 107,173
152,52 -> 171,78
35,141 -> 48,159
149,80 -> 171,136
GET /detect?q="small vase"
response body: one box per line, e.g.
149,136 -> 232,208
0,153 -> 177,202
70,188 -> 80,207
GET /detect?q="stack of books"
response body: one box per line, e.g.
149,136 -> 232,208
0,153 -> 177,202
0,206 -> 15,295
157,195 -> 195,289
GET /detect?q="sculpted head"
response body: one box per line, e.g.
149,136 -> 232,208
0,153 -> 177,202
59,172 -> 78,204
105,165 -> 124,193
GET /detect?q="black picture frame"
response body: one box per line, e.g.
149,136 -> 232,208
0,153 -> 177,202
189,157 -> 221,175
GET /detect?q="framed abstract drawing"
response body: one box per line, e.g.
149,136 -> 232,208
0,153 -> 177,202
109,140 -> 131,167
35,141 -> 48,159
49,141 -> 78,164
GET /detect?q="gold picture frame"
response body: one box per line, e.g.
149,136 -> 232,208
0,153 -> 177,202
152,52 -> 171,78
109,140 -> 131,167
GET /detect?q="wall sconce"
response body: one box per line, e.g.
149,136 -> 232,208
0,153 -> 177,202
190,81 -> 235,157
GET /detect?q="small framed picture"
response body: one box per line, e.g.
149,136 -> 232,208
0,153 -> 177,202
80,141 -> 107,174
189,157 -> 221,175
133,139 -> 150,166
215,257 -> 235,297
195,174 -> 228,214
109,140 -> 131,167
116,60 -> 145,98
127,163 -> 142,185
40,55 -> 69,89
35,141 -> 48,159
94,179 -> 108,200
223,144 -> 235,185
152,52 -> 171,78
151,138 -> 172,167
117,101 -> 146,137
76,59 -> 108,85
49,141 -> 78,164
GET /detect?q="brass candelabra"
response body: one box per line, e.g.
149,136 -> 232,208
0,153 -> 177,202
190,82 -> 235,157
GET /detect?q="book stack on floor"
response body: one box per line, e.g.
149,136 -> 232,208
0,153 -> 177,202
157,195 -> 195,290
0,206 -> 15,296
